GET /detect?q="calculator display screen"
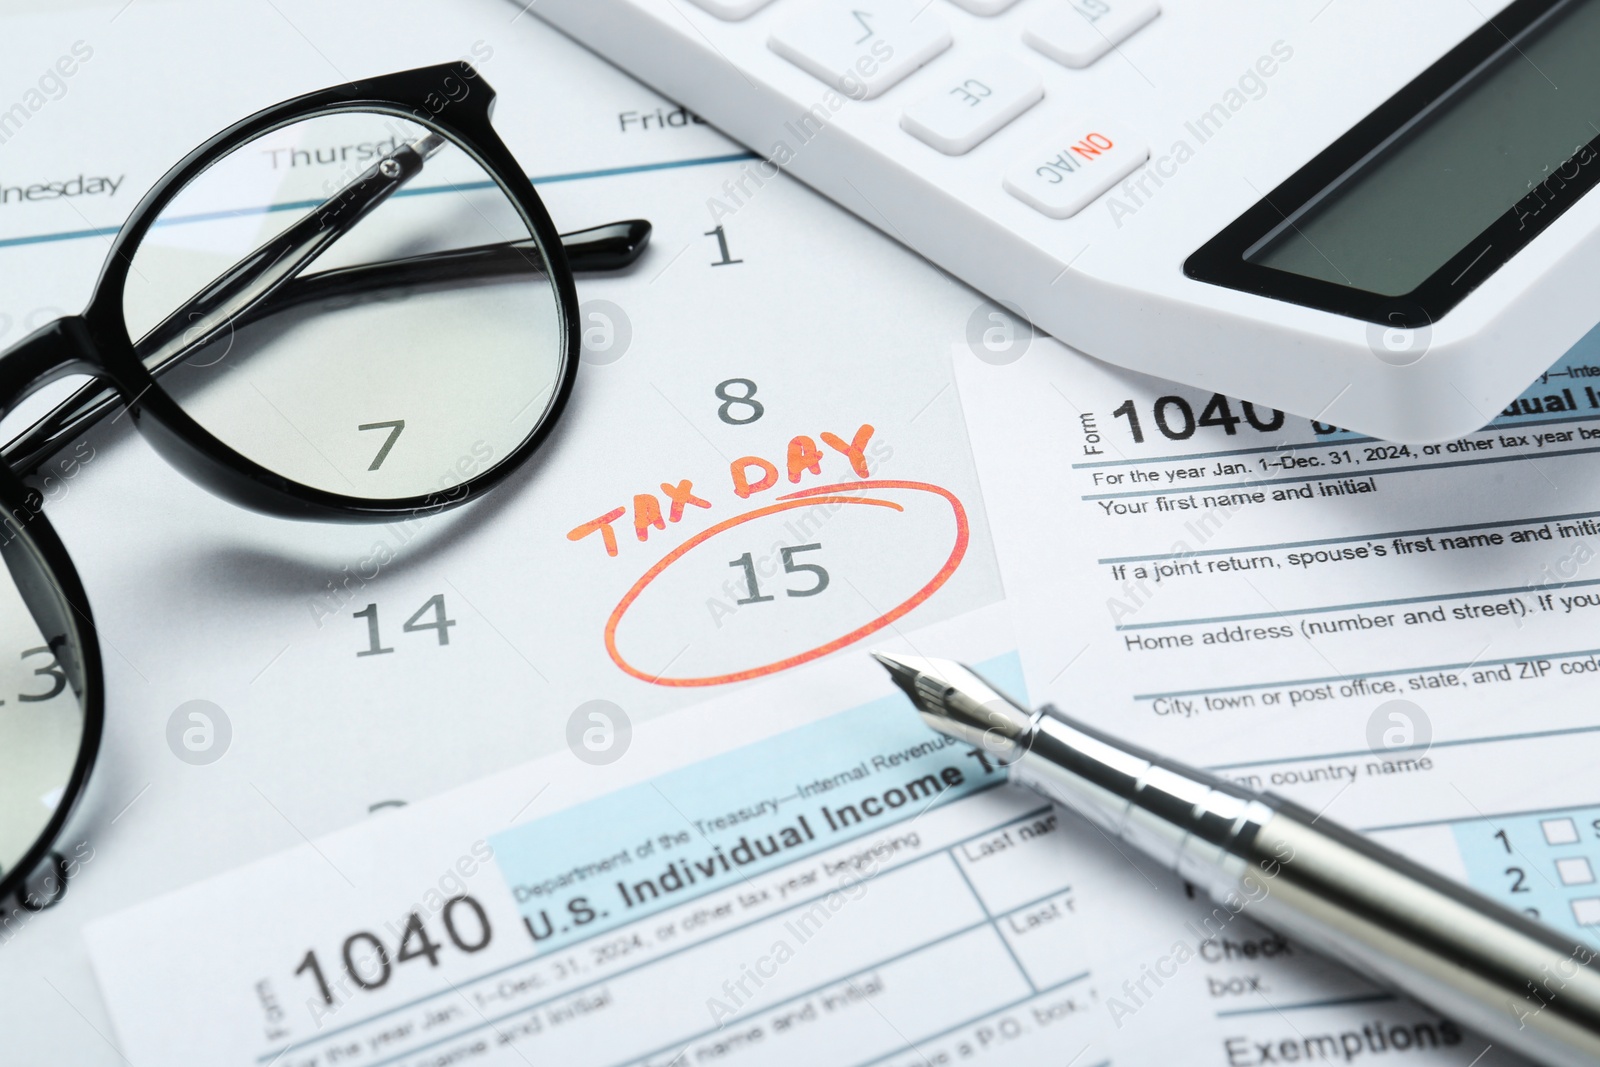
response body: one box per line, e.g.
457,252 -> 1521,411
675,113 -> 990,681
1188,0 -> 1600,325
1248,0 -> 1600,297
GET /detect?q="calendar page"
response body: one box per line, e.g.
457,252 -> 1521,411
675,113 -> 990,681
0,2 -> 1007,1062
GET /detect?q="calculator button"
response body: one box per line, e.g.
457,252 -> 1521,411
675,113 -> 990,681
687,0 -> 779,18
1023,0 -> 1160,69
1003,129 -> 1149,217
945,0 -> 1025,13
901,57 -> 1043,155
769,1 -> 953,101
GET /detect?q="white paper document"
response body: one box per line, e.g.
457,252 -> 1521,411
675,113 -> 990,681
12,2 -> 1600,1065
952,325 -> 1600,1063
85,647 -> 1168,1067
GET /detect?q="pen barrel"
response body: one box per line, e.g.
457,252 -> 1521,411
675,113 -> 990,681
1013,705 -> 1600,1067
1243,801 -> 1600,1067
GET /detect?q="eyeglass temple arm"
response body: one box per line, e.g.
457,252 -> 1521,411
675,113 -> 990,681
133,134 -> 450,381
1,220 -> 652,477
0,135 -> 441,479
559,219 -> 653,272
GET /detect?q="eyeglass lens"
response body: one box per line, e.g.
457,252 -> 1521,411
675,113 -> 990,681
121,111 -> 567,502
0,526 -> 87,889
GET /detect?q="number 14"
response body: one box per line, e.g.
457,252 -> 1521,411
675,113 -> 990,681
354,594 -> 456,657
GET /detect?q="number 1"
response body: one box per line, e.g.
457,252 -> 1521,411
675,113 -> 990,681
353,604 -> 393,657
1110,399 -> 1144,444
296,950 -> 334,1006
731,553 -> 775,605
704,226 -> 743,267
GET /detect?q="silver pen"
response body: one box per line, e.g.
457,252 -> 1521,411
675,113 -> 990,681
872,652 -> 1600,1067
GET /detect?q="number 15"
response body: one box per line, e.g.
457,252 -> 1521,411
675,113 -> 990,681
730,543 -> 830,604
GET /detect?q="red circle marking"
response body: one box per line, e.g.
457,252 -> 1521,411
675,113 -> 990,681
605,480 -> 970,687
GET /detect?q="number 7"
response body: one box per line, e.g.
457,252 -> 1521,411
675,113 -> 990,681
358,420 -> 406,470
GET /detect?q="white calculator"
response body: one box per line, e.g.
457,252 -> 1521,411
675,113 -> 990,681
527,0 -> 1600,442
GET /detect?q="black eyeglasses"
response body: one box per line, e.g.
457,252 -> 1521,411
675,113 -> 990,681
0,62 -> 651,909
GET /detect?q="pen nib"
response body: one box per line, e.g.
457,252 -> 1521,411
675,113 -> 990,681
870,652 -> 1036,759
870,650 -> 932,705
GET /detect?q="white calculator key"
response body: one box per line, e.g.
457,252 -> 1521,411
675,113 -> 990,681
1024,0 -> 1161,69
687,0 -> 779,18
769,1 -> 953,101
901,57 -> 1043,155
1003,128 -> 1149,218
945,0 -> 1025,14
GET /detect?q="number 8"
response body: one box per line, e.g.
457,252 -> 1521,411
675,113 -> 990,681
715,379 -> 764,425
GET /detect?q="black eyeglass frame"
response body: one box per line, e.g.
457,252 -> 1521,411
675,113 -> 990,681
0,475 -> 102,912
4,61 -> 583,523
0,62 -> 612,907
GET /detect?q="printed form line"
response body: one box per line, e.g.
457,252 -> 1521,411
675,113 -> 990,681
1071,410 -> 1600,469
254,789 -> 1043,1063
1204,723 -> 1600,775
1214,992 -> 1396,1019
0,151 -> 759,251
1097,506 -> 1600,565
374,806 -> 1079,1067
1137,644 -> 1600,701
1083,440 -> 1600,501
1117,576 -> 1584,632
